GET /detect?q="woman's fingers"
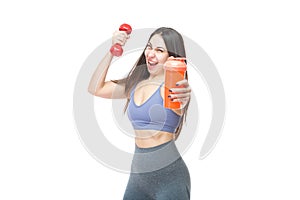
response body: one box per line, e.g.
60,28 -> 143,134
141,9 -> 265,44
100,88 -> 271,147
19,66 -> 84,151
169,87 -> 191,94
168,93 -> 190,99
171,97 -> 190,103
168,79 -> 191,108
175,79 -> 189,87
169,79 -> 191,94
112,31 -> 129,46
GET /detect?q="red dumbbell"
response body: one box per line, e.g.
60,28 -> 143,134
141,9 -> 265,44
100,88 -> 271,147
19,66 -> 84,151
110,23 -> 132,57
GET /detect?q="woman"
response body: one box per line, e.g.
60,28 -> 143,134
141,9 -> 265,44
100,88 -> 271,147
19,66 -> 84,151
88,27 -> 192,199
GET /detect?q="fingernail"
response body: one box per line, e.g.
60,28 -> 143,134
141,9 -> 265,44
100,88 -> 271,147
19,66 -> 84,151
175,83 -> 179,86
169,89 -> 172,92
168,95 -> 171,98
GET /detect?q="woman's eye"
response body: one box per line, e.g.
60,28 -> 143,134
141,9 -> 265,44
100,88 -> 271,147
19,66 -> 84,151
146,45 -> 152,50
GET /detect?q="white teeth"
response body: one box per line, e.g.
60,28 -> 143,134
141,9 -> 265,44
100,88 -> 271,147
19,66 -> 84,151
148,61 -> 157,66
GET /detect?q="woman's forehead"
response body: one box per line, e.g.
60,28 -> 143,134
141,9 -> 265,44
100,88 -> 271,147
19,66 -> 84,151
149,34 -> 166,48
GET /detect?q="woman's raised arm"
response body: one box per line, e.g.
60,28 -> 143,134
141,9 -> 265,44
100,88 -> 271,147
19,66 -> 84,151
88,30 -> 129,99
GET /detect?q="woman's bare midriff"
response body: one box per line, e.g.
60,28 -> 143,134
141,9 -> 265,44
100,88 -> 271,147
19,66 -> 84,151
134,130 -> 174,148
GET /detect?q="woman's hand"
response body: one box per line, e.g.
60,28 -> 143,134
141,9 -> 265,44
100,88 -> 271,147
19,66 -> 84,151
168,79 -> 191,109
112,30 -> 130,46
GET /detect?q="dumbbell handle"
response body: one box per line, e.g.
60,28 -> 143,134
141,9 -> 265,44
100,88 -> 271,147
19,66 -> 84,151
110,24 -> 132,57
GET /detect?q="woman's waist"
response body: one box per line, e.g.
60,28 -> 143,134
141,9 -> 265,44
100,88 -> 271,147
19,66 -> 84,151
134,130 -> 174,148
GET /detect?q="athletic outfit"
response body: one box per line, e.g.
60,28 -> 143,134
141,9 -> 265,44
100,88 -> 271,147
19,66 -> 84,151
123,83 -> 191,200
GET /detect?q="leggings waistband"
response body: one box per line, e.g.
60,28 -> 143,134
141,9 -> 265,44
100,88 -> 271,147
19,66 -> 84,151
131,140 -> 181,173
134,140 -> 173,153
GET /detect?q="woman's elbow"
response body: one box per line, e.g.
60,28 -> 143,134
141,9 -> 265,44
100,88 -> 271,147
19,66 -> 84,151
87,88 -> 109,98
88,87 -> 96,96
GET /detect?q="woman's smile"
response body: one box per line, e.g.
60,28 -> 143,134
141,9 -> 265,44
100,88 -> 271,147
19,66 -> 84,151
147,59 -> 159,71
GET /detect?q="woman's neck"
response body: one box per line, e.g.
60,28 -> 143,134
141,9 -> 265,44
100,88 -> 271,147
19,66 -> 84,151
148,73 -> 164,81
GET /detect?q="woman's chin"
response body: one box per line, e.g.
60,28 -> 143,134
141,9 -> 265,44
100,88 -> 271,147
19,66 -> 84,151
147,64 -> 157,72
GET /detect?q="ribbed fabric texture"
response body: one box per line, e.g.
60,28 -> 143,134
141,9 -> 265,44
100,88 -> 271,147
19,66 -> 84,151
123,140 -> 191,200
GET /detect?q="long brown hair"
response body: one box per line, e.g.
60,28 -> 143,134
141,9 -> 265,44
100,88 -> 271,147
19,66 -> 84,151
113,27 -> 190,139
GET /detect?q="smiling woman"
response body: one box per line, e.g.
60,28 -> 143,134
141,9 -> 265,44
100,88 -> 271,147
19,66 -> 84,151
88,27 -> 192,199
144,35 -> 169,74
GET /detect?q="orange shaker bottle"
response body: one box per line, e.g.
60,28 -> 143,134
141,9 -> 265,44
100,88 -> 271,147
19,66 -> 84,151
164,57 -> 187,109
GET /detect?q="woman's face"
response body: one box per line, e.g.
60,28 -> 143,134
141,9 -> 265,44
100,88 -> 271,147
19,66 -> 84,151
144,34 -> 169,77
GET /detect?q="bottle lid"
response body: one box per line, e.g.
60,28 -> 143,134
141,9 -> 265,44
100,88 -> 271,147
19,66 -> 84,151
167,56 -> 186,62
164,56 -> 187,71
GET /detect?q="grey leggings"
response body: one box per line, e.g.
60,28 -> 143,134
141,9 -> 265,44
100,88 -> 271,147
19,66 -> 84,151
123,140 -> 191,200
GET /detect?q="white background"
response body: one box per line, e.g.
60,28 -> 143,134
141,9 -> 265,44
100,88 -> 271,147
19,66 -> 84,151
1,0 -> 299,199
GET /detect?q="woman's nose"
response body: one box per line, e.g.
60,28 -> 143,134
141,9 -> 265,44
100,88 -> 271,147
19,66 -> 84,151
147,49 -> 156,57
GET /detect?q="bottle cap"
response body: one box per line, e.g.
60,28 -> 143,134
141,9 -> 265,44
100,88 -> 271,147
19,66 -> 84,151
164,56 -> 187,71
